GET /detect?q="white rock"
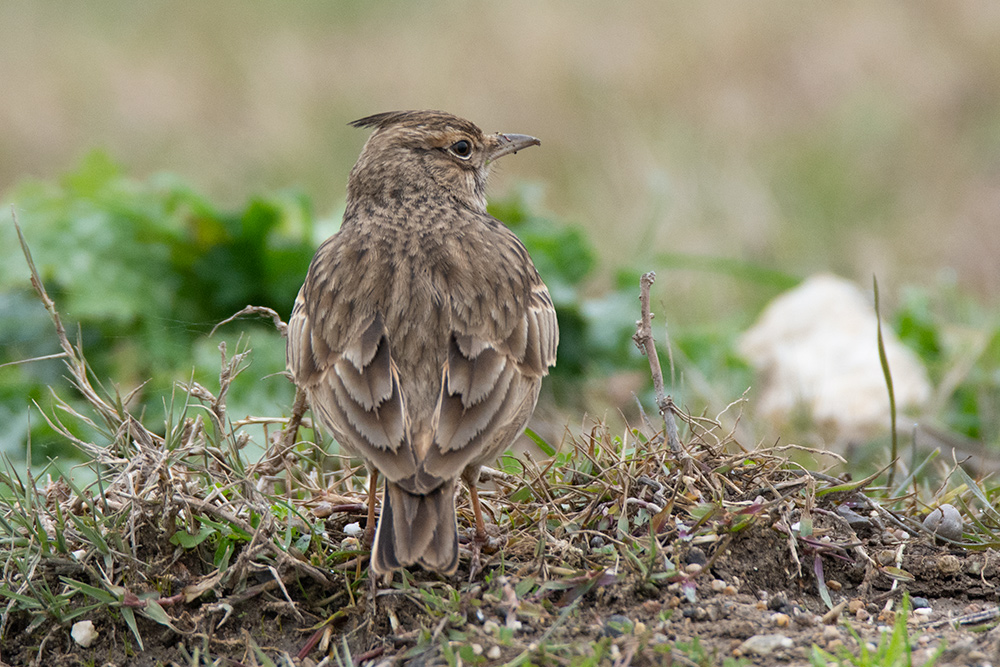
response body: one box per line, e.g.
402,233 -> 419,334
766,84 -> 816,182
923,504 -> 963,542
343,522 -> 363,537
739,633 -> 793,655
71,620 -> 99,648
738,274 -> 930,442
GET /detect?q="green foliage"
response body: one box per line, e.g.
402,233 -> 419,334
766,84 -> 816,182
893,285 -> 1000,444
1,152 -> 315,462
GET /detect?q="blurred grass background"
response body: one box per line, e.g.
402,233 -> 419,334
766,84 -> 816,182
2,1 -> 1000,470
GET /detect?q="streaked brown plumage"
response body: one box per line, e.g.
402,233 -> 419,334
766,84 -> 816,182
286,110 -> 558,574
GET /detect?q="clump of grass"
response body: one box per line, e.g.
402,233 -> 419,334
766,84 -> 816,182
0,215 -> 354,660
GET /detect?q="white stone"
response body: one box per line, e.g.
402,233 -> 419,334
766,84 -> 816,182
71,620 -> 99,648
739,634 -> 793,655
738,274 -> 930,442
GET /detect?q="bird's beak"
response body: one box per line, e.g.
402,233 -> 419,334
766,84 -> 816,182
488,133 -> 541,163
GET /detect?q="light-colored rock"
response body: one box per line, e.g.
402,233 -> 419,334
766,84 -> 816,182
71,620 -> 99,648
738,274 -> 930,442
923,504 -> 963,542
739,634 -> 793,655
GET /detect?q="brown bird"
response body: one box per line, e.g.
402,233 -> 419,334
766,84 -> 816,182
286,110 -> 558,574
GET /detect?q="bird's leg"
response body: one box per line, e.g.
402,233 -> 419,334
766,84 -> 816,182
364,468 -> 379,548
281,388 -> 309,451
468,482 -> 488,543
467,478 -> 488,580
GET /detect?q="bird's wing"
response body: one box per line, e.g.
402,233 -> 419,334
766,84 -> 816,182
423,255 -> 559,481
286,245 -> 417,481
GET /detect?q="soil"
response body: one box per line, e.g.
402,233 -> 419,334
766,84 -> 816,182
3,499 -> 999,667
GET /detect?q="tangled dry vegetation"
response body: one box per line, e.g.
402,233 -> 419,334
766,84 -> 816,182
3,220 -> 1000,667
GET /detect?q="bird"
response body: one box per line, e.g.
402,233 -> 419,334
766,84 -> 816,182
286,110 -> 558,574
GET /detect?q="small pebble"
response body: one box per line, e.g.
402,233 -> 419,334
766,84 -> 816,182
343,522 -> 363,537
847,599 -> 865,614
910,596 -> 930,609
793,611 -> 817,627
486,646 -> 501,660
483,620 -> 499,635
738,634 -> 793,656
766,593 -> 788,612
923,504 -> 963,542
771,613 -> 790,627
311,502 -> 334,518
71,620 -> 99,648
724,585 -> 739,596
822,601 -> 846,625
937,555 -> 961,575
642,600 -> 662,614
855,609 -> 870,621
684,547 -> 708,566
822,625 -> 841,641
685,563 -> 703,576
470,644 -> 483,656
711,579 -> 727,592
826,580 -> 842,591
682,607 -> 708,621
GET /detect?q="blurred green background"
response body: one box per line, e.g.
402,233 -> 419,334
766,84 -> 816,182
2,2 -> 999,470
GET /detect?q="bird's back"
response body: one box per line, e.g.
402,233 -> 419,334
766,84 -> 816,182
290,201 -> 546,468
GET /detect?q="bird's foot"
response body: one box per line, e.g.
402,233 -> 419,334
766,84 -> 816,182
464,524 -> 504,581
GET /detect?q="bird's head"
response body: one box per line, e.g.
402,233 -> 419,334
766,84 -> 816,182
346,110 -> 539,213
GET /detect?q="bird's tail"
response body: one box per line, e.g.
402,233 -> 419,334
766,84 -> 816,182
372,479 -> 459,575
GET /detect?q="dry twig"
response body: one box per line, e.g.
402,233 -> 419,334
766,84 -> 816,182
631,271 -> 681,452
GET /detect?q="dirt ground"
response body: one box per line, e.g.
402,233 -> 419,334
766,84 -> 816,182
3,484 -> 999,667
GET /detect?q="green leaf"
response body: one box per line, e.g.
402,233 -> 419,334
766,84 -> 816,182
61,577 -> 119,605
140,600 -> 178,630
523,428 -> 555,456
120,606 -> 144,651
170,523 -> 217,549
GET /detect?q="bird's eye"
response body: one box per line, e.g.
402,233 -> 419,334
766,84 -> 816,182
449,140 -> 472,159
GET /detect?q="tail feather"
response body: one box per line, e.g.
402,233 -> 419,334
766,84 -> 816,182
372,480 -> 458,574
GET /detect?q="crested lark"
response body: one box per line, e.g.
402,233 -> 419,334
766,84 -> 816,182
286,110 -> 558,574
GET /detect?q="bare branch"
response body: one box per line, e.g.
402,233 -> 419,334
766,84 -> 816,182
210,305 -> 288,337
631,271 -> 680,452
